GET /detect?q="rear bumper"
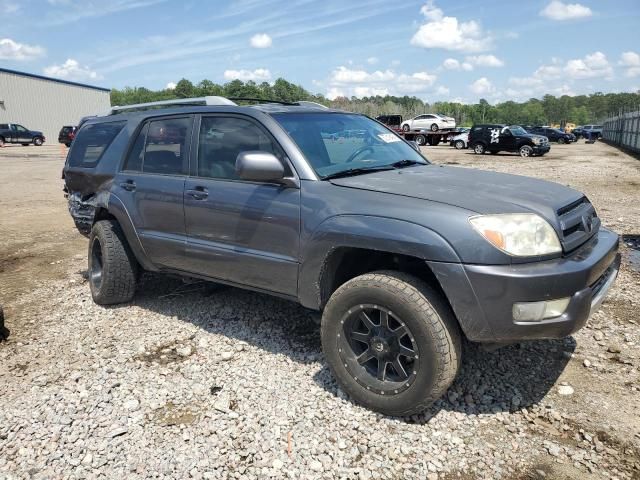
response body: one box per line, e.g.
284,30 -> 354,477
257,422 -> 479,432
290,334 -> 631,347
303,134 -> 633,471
429,227 -> 620,343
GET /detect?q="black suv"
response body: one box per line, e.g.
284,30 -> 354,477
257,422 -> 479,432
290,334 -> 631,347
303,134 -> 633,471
469,124 -> 550,157
63,97 -> 620,416
0,123 -> 45,146
526,126 -> 574,144
58,125 -> 77,147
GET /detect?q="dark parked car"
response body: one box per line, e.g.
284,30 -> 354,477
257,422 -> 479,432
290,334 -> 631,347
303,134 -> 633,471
526,126 -> 574,144
469,124 -> 550,157
0,123 -> 45,146
63,97 -> 620,416
58,125 -> 77,147
375,114 -> 403,133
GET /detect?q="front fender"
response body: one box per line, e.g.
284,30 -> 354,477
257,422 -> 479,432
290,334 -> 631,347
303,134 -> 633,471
297,215 -> 461,309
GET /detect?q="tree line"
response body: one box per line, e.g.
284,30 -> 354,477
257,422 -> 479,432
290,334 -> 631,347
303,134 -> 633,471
111,77 -> 640,127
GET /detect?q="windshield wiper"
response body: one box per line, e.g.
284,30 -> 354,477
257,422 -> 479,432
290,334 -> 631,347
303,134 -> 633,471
390,159 -> 425,168
323,165 -> 395,180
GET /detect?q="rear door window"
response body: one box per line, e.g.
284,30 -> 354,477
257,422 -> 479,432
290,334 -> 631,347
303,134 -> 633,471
68,121 -> 126,168
143,118 -> 191,175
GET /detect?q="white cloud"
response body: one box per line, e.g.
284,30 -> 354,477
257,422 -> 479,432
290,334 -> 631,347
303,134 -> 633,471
466,54 -> 504,67
44,0 -> 168,25
249,33 -> 272,49
367,57 -> 379,65
327,65 -> 437,98
470,77 -> 494,95
435,85 -> 450,96
442,58 -> 473,71
0,1 -> 19,13
166,82 -> 177,90
564,51 -> 612,79
540,1 -> 593,20
619,51 -> 640,78
223,68 -> 271,82
0,38 -> 45,61
411,1 -> 492,52
326,87 -> 346,100
508,76 -> 543,87
43,59 -> 101,81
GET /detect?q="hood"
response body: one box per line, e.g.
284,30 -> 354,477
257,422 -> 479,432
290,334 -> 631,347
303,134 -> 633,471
329,165 -> 582,223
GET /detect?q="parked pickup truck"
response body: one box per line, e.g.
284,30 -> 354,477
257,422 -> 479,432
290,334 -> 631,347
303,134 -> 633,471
0,123 -> 45,146
63,97 -> 620,416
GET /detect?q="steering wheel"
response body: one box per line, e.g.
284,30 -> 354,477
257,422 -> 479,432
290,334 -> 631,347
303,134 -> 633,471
346,146 -> 375,163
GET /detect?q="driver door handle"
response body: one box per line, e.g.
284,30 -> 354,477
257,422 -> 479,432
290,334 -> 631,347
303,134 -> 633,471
186,187 -> 208,200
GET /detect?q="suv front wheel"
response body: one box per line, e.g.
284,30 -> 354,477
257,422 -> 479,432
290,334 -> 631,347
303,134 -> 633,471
88,220 -> 138,305
321,271 -> 461,416
519,145 -> 533,158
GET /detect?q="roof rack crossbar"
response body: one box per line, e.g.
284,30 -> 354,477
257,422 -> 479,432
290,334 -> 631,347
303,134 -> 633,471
228,97 -> 296,105
103,96 -> 237,116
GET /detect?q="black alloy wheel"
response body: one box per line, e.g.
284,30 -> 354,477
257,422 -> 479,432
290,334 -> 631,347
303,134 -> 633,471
338,304 -> 418,395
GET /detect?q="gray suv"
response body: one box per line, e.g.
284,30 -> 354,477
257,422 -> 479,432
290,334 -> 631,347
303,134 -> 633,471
63,97 -> 620,416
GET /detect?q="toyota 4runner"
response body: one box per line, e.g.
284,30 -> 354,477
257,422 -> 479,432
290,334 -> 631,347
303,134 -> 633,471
63,97 -> 620,416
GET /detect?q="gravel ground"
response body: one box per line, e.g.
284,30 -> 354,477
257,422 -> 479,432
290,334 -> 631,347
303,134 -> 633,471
1,141 -> 639,479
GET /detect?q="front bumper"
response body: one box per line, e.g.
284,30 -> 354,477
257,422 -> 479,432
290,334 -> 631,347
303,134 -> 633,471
533,144 -> 551,154
429,228 -> 620,343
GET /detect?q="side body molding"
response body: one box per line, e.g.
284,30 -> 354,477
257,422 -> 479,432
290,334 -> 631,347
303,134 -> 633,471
297,215 -> 461,309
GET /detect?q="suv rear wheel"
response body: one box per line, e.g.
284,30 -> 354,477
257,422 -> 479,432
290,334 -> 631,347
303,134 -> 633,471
88,220 -> 138,305
321,271 -> 461,416
473,143 -> 486,154
519,145 -> 533,158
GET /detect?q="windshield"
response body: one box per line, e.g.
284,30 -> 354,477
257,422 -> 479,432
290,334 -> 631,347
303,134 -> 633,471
508,125 -> 528,135
272,113 -> 427,178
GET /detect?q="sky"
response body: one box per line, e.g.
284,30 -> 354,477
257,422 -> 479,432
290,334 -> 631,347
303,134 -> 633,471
1,0 -> 640,104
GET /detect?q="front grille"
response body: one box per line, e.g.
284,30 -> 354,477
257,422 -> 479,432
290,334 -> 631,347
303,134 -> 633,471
557,197 -> 600,252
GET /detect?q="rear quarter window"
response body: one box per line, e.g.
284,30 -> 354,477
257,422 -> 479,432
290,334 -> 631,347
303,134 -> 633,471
68,121 -> 126,168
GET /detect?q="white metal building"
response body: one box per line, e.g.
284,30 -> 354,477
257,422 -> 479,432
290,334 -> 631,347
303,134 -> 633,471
0,68 -> 110,143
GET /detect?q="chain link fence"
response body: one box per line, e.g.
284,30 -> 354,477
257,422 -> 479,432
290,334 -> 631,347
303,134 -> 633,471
602,110 -> 640,154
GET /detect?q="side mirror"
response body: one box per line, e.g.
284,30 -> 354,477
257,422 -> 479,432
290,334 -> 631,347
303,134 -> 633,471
236,151 -> 285,182
407,140 -> 421,152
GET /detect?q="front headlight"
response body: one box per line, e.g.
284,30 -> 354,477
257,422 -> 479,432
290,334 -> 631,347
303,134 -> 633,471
469,214 -> 561,256
532,137 -> 542,145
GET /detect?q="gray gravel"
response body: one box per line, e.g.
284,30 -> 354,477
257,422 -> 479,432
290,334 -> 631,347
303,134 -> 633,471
1,267 -> 638,480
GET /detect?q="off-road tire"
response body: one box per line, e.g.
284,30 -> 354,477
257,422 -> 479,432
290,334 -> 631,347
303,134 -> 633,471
454,140 -> 465,149
88,220 -> 138,305
473,143 -> 486,154
321,271 -> 461,416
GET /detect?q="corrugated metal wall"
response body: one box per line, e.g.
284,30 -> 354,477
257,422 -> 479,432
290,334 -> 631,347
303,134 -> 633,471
602,110 -> 640,154
0,71 -> 110,143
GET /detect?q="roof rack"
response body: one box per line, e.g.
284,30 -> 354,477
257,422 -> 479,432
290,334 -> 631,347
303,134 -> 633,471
102,96 -> 237,116
229,97 -> 296,105
99,96 -> 329,116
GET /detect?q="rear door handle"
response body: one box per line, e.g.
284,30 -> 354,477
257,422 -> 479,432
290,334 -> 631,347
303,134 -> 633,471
186,187 -> 208,200
120,180 -> 136,191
